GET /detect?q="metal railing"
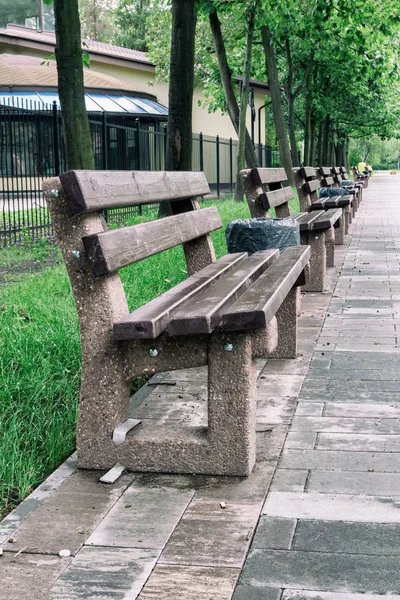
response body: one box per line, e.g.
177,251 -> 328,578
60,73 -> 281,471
0,102 -> 280,246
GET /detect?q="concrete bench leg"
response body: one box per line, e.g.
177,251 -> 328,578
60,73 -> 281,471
301,231 -> 326,292
325,226 -> 335,267
343,206 -> 350,234
208,331 -> 257,476
334,215 -> 345,245
270,287 -> 298,359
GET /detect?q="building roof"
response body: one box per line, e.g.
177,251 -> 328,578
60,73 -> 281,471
0,54 -> 167,116
0,24 -> 153,67
0,53 -> 154,96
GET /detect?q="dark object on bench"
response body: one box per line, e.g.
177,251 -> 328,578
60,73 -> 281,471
331,167 -> 363,207
43,170 -> 310,477
226,217 -> 300,255
240,167 -> 342,292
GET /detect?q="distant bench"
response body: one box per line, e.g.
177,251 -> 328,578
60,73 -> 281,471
43,169 -> 310,477
240,167 -> 342,292
294,166 -> 353,239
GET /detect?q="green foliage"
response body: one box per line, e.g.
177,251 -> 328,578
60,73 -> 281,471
113,0 -> 153,52
79,0 -> 116,43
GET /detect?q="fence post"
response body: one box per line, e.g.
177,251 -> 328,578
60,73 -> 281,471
199,132 -> 204,172
52,101 -> 60,176
229,137 -> 233,194
102,112 -> 108,170
265,145 -> 272,168
216,135 -> 220,198
258,143 -> 263,167
135,119 -> 141,170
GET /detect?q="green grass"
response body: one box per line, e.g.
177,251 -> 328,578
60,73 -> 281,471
0,195 -> 300,518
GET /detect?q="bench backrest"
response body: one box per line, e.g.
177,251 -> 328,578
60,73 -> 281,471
292,166 -> 322,212
316,167 -> 335,188
58,170 -> 220,277
330,167 -> 342,186
43,170 -> 221,340
239,167 -> 293,218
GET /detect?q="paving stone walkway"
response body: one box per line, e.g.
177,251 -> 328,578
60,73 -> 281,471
1,173 -> 398,599
236,173 -> 400,599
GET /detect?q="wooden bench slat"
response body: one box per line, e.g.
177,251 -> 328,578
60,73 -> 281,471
251,167 -> 287,185
309,199 -> 329,210
293,211 -> 325,230
321,176 -> 335,186
299,167 -> 315,178
113,252 -> 248,340
263,186 -> 293,209
83,206 -> 222,276
221,246 -> 311,331
331,167 -> 341,174
312,208 -> 342,230
60,170 -> 211,214
167,249 -> 279,336
304,180 -> 320,193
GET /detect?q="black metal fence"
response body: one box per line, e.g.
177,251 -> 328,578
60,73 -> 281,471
0,102 -> 280,246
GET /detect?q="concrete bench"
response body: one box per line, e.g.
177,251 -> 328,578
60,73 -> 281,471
240,167 -> 341,292
43,170 -> 310,478
315,166 -> 356,221
336,166 -> 364,205
352,165 -> 370,187
293,166 -> 350,238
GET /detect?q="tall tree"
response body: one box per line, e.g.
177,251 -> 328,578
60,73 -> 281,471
113,0 -> 152,51
261,25 -> 293,184
79,0 -> 115,43
234,1 -> 256,201
165,0 -> 196,171
46,0 -> 95,170
207,4 -> 258,171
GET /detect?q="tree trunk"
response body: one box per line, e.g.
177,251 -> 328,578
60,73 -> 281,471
284,40 -> 299,168
287,93 -> 299,167
317,120 -> 324,166
209,7 -> 258,169
344,136 -> 350,170
234,4 -> 256,202
321,115 -> 330,165
309,118 -> 316,166
53,0 -> 94,170
165,0 -> 196,171
159,0 -> 196,217
304,68 -> 312,165
261,25 -> 293,185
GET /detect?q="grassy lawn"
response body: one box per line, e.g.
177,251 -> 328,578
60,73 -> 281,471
0,194 -> 300,519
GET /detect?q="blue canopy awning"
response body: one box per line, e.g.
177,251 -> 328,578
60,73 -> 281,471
0,90 -> 168,117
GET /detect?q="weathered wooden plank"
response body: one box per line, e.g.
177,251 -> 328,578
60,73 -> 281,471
167,250 -> 279,336
113,253 -> 248,340
60,170 -> 211,214
299,167 -> 316,178
221,246 -> 311,331
251,167 -> 287,186
83,206 -> 222,276
304,180 -> 320,193
294,211 -> 325,231
312,208 -> 342,230
318,167 -> 332,176
309,199 -> 328,210
263,186 -> 293,209
331,167 -> 341,174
